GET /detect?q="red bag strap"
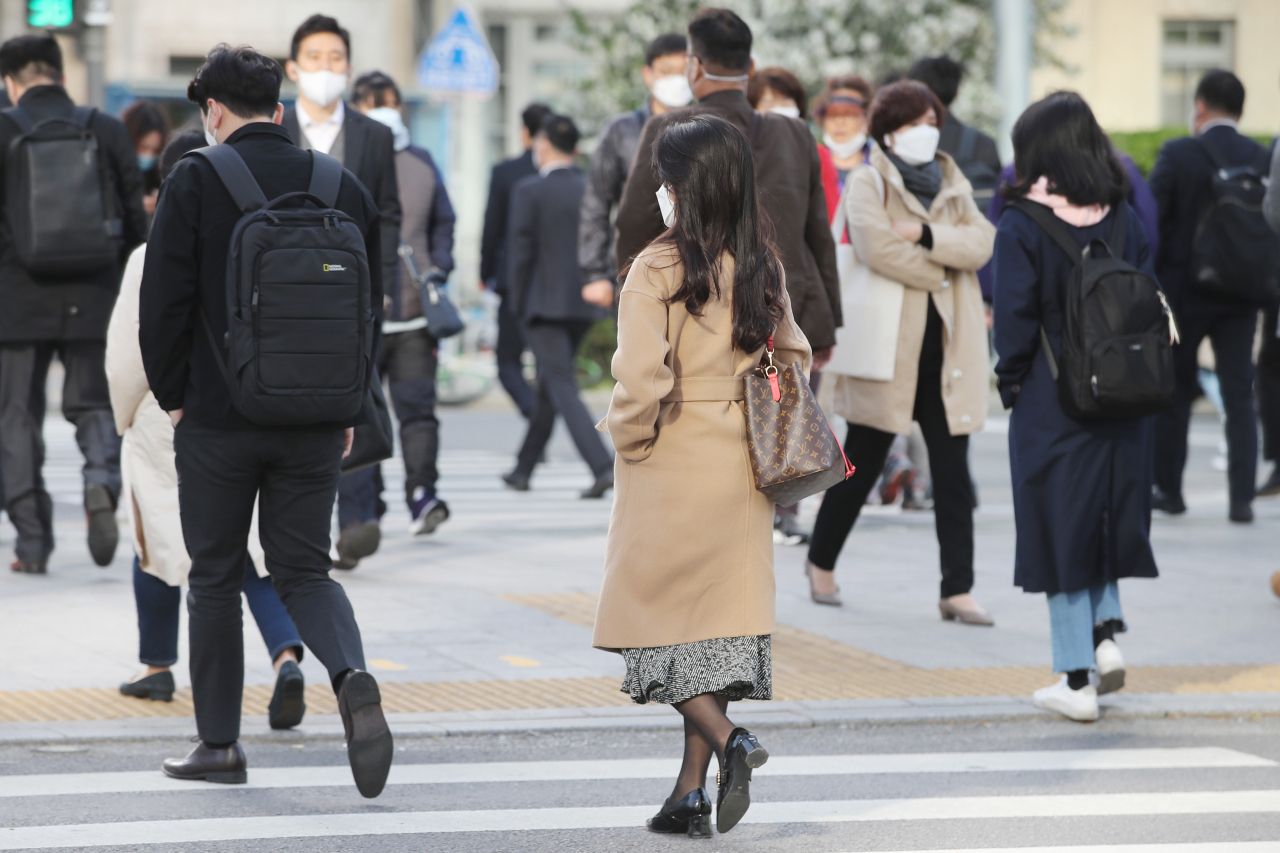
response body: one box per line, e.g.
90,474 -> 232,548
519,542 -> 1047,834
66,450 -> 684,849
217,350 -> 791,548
759,335 -> 780,401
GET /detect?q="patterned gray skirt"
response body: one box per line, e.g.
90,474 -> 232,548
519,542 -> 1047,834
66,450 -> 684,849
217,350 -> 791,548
619,635 -> 771,705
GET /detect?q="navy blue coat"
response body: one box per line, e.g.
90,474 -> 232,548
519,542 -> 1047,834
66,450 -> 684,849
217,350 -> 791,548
993,203 -> 1159,595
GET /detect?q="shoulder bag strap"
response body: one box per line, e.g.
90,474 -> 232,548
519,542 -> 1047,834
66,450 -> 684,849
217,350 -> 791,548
1193,135 -> 1229,171
199,308 -> 238,392
186,146 -> 268,213
306,150 -> 343,208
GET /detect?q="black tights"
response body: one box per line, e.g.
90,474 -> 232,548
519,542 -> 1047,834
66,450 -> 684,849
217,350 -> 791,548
671,693 -> 734,799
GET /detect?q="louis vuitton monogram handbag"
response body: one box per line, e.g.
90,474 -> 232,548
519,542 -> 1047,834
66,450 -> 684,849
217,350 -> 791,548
744,337 -> 854,507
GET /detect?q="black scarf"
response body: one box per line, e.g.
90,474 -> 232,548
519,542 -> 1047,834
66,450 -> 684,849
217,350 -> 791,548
887,152 -> 943,211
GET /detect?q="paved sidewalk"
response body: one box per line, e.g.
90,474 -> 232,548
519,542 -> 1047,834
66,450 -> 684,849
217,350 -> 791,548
2,400 -> 1278,739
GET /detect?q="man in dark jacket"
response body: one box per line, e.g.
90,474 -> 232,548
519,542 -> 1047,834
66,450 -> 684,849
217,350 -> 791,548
579,33 -> 689,308
0,35 -> 147,573
480,103 -> 552,418
279,14 -> 402,568
1148,70 -> 1271,523
503,115 -> 613,498
355,71 -> 456,539
614,8 -> 840,364
139,45 -> 391,795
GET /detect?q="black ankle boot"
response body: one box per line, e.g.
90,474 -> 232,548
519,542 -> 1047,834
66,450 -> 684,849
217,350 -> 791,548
646,787 -> 712,837
716,728 -> 769,833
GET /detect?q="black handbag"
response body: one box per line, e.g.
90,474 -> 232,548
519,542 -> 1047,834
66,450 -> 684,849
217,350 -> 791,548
398,241 -> 464,339
341,370 -> 394,473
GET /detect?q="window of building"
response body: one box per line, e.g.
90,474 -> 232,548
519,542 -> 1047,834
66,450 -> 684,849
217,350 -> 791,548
1161,20 -> 1234,127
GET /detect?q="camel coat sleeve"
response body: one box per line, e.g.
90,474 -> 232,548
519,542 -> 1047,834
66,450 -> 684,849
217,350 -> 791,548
926,193 -> 997,272
845,166 -> 947,292
605,251 -> 675,462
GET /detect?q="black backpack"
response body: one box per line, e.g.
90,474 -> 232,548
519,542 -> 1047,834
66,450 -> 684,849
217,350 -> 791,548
955,124 -> 998,205
2,105 -> 122,276
1190,137 -> 1280,303
1012,200 -> 1178,420
188,145 -> 373,427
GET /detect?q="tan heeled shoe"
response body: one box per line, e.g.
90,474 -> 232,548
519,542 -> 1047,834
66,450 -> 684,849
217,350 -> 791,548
805,561 -> 843,606
939,594 -> 994,626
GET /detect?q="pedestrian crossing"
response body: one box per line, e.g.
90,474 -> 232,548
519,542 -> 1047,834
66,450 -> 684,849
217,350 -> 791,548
1,746 -> 1277,850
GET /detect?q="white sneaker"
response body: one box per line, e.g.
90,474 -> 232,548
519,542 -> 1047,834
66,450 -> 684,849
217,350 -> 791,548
1094,639 -> 1126,695
1033,676 -> 1099,722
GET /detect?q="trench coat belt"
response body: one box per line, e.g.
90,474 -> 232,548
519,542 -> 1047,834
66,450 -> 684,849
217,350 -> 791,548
660,376 -> 747,403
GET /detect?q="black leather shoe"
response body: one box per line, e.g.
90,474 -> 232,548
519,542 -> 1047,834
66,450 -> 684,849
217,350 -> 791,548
268,660 -> 306,730
1259,466 -> 1280,497
1152,487 -> 1186,515
162,740 -> 247,784
119,670 -> 174,702
334,520 -> 381,570
1230,501 -> 1254,523
338,670 -> 393,798
85,484 -> 118,567
581,471 -> 613,499
716,727 -> 769,833
502,471 -> 530,492
647,787 -> 712,838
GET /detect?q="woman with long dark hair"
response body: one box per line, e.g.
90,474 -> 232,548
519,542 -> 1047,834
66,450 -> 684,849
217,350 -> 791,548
593,115 -> 810,836
994,92 -> 1159,722
120,100 -> 169,219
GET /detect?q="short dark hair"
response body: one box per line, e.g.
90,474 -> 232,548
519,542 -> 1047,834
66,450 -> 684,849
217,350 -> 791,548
0,34 -> 62,83
121,100 -> 170,147
868,80 -> 946,148
290,14 -> 350,61
909,56 -> 963,107
539,113 -> 579,154
522,102 -> 552,137
160,129 -> 206,182
644,33 -> 688,67
1002,91 -> 1127,208
688,8 -> 751,74
187,44 -> 283,119
747,67 -> 807,118
1195,69 -> 1245,117
353,70 -> 401,108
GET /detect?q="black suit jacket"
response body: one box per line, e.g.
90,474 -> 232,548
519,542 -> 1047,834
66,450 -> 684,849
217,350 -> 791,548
0,85 -> 147,342
282,107 -> 400,302
1149,123 -> 1271,306
507,166 -> 598,323
479,149 -> 537,294
140,123 -> 383,431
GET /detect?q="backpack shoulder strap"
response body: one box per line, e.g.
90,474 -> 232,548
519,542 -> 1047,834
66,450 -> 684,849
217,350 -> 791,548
69,105 -> 96,129
957,124 -> 977,163
1009,199 -> 1083,266
1106,201 -> 1128,257
306,150 -> 343,208
1193,135 -> 1229,171
187,145 -> 268,213
3,106 -> 34,134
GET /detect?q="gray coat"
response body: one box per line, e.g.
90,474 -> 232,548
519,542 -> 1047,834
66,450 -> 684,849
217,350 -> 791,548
508,165 -> 601,323
579,106 -> 648,284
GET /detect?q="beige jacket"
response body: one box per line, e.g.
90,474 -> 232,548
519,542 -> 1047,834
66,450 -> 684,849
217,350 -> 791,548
592,246 -> 811,650
105,246 -> 268,586
830,145 -> 994,436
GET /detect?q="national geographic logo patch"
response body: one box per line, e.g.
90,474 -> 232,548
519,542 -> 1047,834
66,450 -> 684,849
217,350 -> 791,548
323,264 -> 347,272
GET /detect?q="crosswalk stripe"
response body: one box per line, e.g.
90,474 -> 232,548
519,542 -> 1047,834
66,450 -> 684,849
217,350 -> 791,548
0,748 -> 1266,799
867,847 -> 1280,853
3,791 -> 1280,849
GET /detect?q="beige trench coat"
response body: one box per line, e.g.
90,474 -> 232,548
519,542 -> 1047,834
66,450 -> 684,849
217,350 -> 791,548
105,246 -> 268,586
830,145 -> 995,436
592,246 -> 811,651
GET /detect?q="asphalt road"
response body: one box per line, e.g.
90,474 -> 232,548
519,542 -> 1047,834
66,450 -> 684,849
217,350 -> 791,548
3,715 -> 1280,851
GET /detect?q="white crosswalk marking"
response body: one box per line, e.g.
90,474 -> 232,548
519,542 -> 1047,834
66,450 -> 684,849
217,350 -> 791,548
0,748 -> 1268,799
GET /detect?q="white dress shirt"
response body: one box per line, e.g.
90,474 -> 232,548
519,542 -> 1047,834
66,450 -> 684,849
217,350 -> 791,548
297,100 -> 345,155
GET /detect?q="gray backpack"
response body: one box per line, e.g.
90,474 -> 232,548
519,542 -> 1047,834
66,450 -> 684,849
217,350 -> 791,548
187,145 -> 373,426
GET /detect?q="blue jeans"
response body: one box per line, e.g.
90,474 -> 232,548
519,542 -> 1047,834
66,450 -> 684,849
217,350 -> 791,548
1046,581 -> 1123,673
133,556 -> 303,667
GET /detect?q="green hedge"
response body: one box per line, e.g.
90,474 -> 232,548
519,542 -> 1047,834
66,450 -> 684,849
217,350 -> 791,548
1110,128 -> 1275,176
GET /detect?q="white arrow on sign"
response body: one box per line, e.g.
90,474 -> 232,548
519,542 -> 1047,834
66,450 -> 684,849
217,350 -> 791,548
418,5 -> 499,99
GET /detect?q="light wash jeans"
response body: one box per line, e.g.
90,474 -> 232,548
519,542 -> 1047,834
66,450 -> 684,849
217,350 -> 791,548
1046,581 -> 1123,673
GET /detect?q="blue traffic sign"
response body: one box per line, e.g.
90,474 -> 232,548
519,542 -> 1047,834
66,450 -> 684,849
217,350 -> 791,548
417,6 -> 499,98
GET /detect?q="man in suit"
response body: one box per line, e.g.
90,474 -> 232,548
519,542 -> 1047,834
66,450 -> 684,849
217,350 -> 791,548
480,103 -> 551,418
140,45 -> 391,796
280,14 -> 402,568
502,114 -> 613,498
1149,70 -> 1271,523
615,8 -> 840,367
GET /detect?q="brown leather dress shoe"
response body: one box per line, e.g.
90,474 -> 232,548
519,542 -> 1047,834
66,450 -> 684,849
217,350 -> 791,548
939,595 -> 995,626
162,740 -> 247,784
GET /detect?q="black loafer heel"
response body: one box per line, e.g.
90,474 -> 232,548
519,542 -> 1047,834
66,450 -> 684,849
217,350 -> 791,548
716,727 -> 769,833
686,812 -> 712,838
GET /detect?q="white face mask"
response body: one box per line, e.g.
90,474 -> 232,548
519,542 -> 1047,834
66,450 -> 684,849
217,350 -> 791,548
651,74 -> 693,109
656,184 -> 676,227
888,124 -> 940,166
769,105 -> 801,119
296,69 -> 348,107
366,106 -> 410,152
823,131 -> 865,160
203,109 -> 218,147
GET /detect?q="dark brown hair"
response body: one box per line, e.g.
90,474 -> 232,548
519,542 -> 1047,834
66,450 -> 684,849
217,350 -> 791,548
747,67 -> 807,118
867,80 -> 946,147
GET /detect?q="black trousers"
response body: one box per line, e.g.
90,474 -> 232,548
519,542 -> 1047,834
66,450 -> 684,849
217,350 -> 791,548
1256,302 -> 1280,462
807,303 -> 976,599
0,341 -> 120,564
337,327 -> 441,526
1154,297 -> 1257,505
515,320 -> 612,478
496,296 -> 535,418
175,422 -> 366,745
